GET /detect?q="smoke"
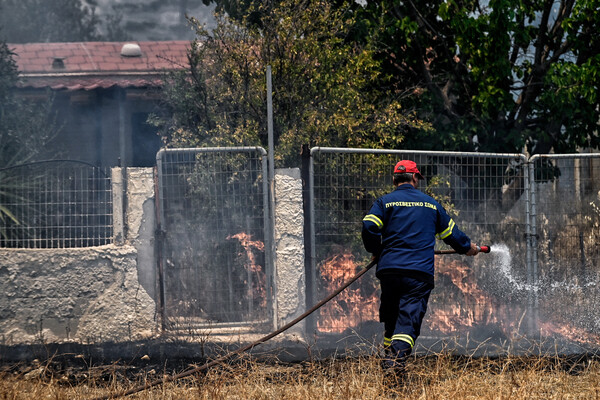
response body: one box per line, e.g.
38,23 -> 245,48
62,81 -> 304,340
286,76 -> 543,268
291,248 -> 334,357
1,1 -> 216,43
95,0 -> 217,41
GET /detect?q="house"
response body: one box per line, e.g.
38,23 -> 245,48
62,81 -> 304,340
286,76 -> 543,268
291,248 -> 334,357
10,41 -> 190,167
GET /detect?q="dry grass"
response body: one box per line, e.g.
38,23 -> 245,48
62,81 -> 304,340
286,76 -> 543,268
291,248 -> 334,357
1,352 -> 599,399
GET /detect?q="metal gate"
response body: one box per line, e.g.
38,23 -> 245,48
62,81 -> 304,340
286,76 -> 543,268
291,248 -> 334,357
156,147 -> 273,331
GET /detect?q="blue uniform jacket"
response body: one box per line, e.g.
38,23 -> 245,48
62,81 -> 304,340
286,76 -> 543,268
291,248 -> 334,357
362,184 -> 471,281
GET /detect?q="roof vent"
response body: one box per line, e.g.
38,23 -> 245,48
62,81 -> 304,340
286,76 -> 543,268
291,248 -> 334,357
121,43 -> 142,57
52,57 -> 66,69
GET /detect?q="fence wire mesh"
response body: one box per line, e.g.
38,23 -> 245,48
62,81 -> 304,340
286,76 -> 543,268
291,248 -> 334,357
530,154 -> 600,347
156,147 -> 271,330
0,161 -> 113,248
309,148 -> 532,348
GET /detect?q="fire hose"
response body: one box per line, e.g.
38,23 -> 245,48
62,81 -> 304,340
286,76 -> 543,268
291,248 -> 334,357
92,245 -> 490,400
437,245 -> 490,254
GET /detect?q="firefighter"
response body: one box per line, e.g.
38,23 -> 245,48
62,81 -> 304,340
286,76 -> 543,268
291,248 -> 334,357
362,160 -> 480,383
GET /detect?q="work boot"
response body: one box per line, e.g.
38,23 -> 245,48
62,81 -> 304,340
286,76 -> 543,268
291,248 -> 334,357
382,366 -> 406,389
381,354 -> 407,390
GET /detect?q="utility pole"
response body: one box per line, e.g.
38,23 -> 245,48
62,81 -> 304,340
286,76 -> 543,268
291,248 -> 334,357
266,65 -> 277,329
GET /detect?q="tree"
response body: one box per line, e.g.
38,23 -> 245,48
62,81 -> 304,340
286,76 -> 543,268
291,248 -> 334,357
152,0 -> 429,167
355,0 -> 600,154
201,0 -> 257,23
0,38 -> 57,236
0,40 -> 56,166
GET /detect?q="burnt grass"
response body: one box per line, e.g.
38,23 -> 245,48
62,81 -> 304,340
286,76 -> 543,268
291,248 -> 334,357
2,352 -> 599,388
0,354 -> 205,386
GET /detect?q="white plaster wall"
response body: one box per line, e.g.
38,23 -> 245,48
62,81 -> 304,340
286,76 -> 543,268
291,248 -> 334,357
274,169 -> 306,332
126,168 -> 157,300
0,246 -> 156,344
0,167 -> 157,345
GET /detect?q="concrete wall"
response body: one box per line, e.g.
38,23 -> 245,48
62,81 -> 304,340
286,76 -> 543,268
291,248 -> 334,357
0,167 -> 306,350
274,168 -> 305,333
0,167 -> 157,345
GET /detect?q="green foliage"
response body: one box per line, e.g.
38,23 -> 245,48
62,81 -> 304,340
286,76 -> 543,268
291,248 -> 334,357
425,175 -> 459,217
356,0 -> 600,154
0,39 -> 18,99
0,39 -> 58,239
152,0 -> 429,167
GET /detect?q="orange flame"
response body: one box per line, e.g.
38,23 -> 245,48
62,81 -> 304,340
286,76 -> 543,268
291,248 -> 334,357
222,237 -> 598,346
317,252 -> 379,334
539,320 -> 600,346
427,259 -> 502,334
426,258 -> 598,346
227,232 -> 267,307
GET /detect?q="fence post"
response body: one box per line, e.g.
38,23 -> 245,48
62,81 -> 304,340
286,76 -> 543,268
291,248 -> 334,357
111,167 -> 125,245
526,155 -> 540,337
301,144 -> 315,336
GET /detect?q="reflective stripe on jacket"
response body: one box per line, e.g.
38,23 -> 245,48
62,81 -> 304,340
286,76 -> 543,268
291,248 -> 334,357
361,184 -> 471,279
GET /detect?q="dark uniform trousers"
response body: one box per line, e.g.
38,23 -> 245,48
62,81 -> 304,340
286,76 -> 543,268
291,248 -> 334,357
378,274 -> 434,372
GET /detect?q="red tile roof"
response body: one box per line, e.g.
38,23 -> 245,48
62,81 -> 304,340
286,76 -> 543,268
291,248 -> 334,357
9,41 -> 191,90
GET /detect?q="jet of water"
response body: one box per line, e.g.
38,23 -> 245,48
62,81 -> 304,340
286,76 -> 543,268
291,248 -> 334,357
487,243 -> 598,293
487,243 -> 538,293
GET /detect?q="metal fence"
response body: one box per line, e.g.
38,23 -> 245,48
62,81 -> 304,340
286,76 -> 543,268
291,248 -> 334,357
156,147 -> 273,331
308,148 -> 600,351
0,161 -> 113,248
529,154 -> 600,348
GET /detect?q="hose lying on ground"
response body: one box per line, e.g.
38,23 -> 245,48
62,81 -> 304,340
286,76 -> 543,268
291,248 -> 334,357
92,245 -> 491,399
92,259 -> 378,400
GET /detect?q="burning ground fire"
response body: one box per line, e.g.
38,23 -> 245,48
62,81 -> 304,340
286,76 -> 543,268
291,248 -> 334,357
317,252 -> 379,333
316,250 -> 600,347
539,321 -> 600,345
315,251 -> 507,335
214,235 -> 599,347
427,259 -> 504,334
227,232 -> 267,308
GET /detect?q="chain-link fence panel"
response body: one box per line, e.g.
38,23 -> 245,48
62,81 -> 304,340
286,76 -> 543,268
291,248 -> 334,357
156,147 -> 272,331
309,148 -> 531,351
0,161 -> 113,248
530,154 -> 600,350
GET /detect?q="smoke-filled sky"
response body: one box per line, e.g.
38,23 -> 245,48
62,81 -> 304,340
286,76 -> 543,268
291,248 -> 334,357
0,0 -> 217,43
93,0 -> 216,41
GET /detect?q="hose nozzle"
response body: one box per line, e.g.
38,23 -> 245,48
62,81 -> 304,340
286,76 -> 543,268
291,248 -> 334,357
478,245 -> 491,253
434,244 -> 492,255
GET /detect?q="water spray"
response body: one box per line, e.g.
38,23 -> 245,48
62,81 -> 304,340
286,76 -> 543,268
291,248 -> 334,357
92,245 -> 493,399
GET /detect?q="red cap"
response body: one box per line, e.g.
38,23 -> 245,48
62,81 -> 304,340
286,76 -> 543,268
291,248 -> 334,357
394,160 -> 424,180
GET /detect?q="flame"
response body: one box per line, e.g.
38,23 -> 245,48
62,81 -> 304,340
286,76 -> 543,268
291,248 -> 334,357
539,320 -> 600,346
427,259 -> 503,334
227,232 -> 267,307
426,257 -> 599,347
317,252 -> 379,334
221,236 -> 598,346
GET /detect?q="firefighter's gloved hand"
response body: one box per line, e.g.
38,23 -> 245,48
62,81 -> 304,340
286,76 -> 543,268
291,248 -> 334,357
466,243 -> 480,256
